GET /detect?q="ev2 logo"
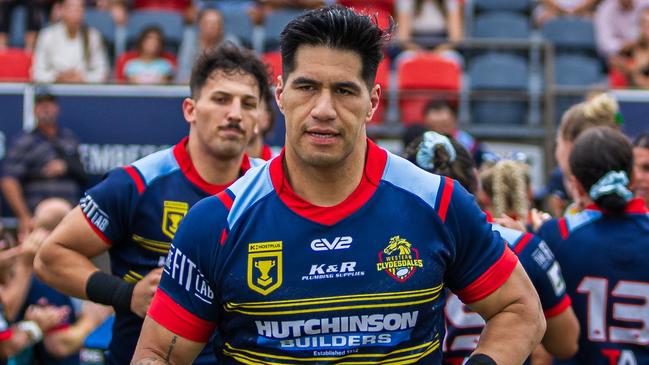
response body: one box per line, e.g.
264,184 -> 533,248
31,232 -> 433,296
310,236 -> 353,251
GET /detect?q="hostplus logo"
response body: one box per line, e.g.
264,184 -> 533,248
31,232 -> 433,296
301,262 -> 364,281
310,236 -> 353,251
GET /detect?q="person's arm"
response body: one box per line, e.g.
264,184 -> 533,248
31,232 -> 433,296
594,2 -> 622,56
84,29 -> 109,83
131,316 -> 206,364
52,138 -> 87,186
32,27 -> 57,83
543,307 -> 579,359
395,0 -> 414,43
43,301 -> 113,358
467,263 -> 546,365
0,177 -> 32,236
446,0 -> 463,42
0,304 -> 69,358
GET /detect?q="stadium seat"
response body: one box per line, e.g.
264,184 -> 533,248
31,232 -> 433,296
473,12 -> 530,40
261,51 -> 282,82
397,54 -> 461,125
371,58 -> 390,124
85,9 -> 116,49
469,53 -> 528,124
126,10 -> 184,53
0,49 -> 31,82
9,5 -> 26,48
542,16 -> 596,53
114,50 -> 177,83
474,0 -> 530,13
554,54 -> 603,86
263,9 -> 304,51
221,6 -> 255,48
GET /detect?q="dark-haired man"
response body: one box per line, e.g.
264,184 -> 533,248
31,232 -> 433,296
34,43 -> 269,365
133,6 -> 545,365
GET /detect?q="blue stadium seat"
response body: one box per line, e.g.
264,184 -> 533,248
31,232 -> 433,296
85,9 -> 116,48
554,54 -> 603,86
542,16 -> 596,53
474,0 -> 530,13
473,12 -> 530,39
9,5 -> 26,48
263,9 -> 304,51
221,7 -> 255,47
469,53 -> 528,124
126,10 -> 184,53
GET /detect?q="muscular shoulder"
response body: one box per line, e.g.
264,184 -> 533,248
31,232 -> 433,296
381,152 -> 445,211
129,146 -> 179,188
224,162 -> 275,229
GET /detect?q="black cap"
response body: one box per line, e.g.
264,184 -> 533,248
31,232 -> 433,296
34,86 -> 57,103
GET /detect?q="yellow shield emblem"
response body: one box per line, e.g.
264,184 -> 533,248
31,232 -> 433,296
161,201 -> 189,240
247,241 -> 283,296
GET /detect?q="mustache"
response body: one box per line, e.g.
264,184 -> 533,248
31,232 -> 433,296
218,122 -> 245,133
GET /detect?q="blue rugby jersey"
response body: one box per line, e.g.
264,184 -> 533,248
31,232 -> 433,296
443,225 -> 571,365
149,140 -> 519,364
81,137 -> 257,365
538,199 -> 649,365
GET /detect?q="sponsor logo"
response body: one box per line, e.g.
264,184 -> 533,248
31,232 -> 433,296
248,241 -> 283,296
310,236 -> 353,251
376,236 -> 424,282
161,201 -> 189,240
532,241 -> 555,270
301,262 -> 365,281
164,246 -> 214,304
80,194 -> 109,232
255,312 -> 418,351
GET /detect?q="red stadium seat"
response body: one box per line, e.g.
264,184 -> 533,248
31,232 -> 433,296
397,53 -> 461,125
0,49 -> 32,82
370,58 -> 390,124
114,51 -> 177,83
261,51 -> 282,83
338,0 -> 395,30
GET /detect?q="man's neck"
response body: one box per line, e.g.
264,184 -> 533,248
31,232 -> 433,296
38,124 -> 57,139
186,137 -> 243,186
283,141 -> 367,207
248,135 -> 264,158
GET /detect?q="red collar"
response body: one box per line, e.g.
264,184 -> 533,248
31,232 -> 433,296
585,198 -> 648,214
261,144 -> 273,161
484,210 -> 494,223
173,137 -> 251,195
269,139 -> 387,226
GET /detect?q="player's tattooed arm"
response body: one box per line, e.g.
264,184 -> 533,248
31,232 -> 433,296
132,318 -> 205,365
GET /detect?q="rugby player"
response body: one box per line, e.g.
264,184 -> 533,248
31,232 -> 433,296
34,43 -> 269,365
632,132 -> 649,208
132,6 -> 545,365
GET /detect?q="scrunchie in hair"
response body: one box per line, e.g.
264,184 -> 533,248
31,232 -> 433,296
416,131 -> 457,171
588,170 -> 633,202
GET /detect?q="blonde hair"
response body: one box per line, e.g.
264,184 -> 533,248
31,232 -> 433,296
481,160 -> 530,219
560,93 -> 619,142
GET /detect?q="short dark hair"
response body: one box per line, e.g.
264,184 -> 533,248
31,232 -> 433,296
634,131 -> 649,149
279,5 -> 392,89
189,42 -> 269,100
423,99 -> 456,117
570,127 -> 633,215
135,26 -> 165,57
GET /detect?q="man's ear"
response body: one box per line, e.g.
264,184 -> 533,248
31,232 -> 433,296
275,75 -> 285,114
182,98 -> 196,125
365,84 -> 381,123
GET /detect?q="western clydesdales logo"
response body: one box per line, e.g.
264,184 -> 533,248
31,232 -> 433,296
376,236 -> 424,282
161,201 -> 189,240
247,241 -> 283,296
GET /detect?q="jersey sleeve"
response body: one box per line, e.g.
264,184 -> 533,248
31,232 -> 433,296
80,167 -> 142,245
0,303 -> 12,341
442,180 -> 518,304
536,218 -> 567,254
517,235 -> 571,318
148,196 -> 226,343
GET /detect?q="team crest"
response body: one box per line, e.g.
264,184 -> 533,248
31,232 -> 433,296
247,241 -> 283,296
376,236 -> 424,282
161,201 -> 189,240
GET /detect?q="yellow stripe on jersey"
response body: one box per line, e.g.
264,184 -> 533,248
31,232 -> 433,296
123,270 -> 144,284
226,284 -> 444,309
222,339 -> 440,364
132,234 -> 171,254
224,284 -> 444,315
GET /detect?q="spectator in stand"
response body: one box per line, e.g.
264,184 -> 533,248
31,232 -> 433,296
421,99 -> 487,166
610,7 -> 649,87
124,26 -> 175,84
534,0 -> 598,26
176,7 -> 239,84
0,0 -> 49,50
133,0 -> 195,23
91,0 -> 129,26
0,90 -> 87,239
633,132 -> 649,208
595,0 -> 649,58
32,0 -> 108,83
395,0 -> 463,50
